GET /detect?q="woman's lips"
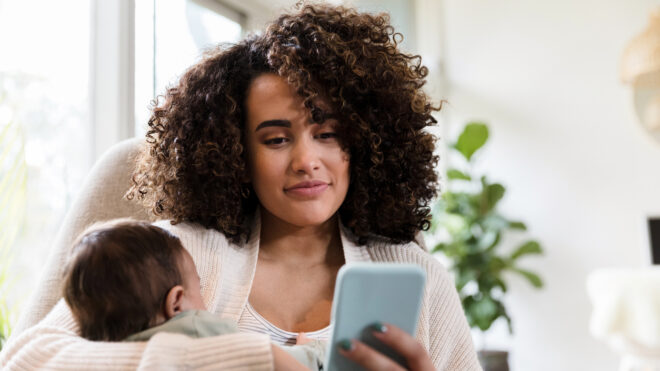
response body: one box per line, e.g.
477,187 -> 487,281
285,183 -> 329,197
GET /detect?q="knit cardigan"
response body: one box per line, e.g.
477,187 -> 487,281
0,216 -> 481,370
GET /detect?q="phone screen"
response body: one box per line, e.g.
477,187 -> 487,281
324,263 -> 426,371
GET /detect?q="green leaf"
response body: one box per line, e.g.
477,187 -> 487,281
489,257 -> 508,272
476,230 -> 498,250
443,241 -> 469,259
431,242 -> 448,254
440,214 -> 469,236
465,295 -> 504,332
508,221 -> 527,230
486,184 -> 505,206
447,168 -> 471,181
493,277 -> 508,293
455,269 -> 477,291
473,297 -> 497,325
453,122 -> 489,161
480,183 -> 505,214
513,268 -> 543,288
485,231 -> 501,252
511,241 -> 542,260
482,214 -> 508,232
497,303 -> 513,334
480,175 -> 488,188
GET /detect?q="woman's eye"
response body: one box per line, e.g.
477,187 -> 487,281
316,132 -> 338,140
264,137 -> 288,145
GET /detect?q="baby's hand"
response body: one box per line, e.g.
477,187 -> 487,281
271,344 -> 308,371
296,332 -> 313,345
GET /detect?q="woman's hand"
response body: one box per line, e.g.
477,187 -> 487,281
338,323 -> 435,371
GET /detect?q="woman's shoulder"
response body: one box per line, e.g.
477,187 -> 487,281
152,220 -> 237,252
153,219 -> 221,236
365,238 -> 451,284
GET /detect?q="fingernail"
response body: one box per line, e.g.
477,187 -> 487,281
372,322 -> 387,333
339,339 -> 354,351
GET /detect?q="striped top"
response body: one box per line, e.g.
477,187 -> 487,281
238,302 -> 332,345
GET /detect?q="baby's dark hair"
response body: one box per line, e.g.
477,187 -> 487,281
62,220 -> 185,341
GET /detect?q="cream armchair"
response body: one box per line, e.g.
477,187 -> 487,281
11,138 -> 153,338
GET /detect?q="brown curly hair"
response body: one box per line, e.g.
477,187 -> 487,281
127,3 -> 440,245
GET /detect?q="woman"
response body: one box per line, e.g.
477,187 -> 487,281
1,4 -> 479,370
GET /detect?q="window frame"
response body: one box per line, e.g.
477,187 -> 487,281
89,0 -> 271,162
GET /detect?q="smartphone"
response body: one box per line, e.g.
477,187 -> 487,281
324,263 -> 426,371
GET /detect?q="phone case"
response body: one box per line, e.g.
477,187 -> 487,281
324,263 -> 426,371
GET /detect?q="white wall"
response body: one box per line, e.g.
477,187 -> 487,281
441,0 -> 660,369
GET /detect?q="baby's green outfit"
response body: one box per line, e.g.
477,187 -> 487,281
125,310 -> 326,370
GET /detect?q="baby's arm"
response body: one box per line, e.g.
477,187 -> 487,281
1,300 -> 274,370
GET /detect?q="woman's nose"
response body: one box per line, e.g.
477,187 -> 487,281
290,138 -> 320,174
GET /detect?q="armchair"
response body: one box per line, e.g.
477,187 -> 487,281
11,138 -> 153,338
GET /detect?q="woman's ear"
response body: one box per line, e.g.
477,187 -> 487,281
164,285 -> 185,320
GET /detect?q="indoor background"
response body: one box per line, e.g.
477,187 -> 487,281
1,0 -> 659,370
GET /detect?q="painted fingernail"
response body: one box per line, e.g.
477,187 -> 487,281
372,322 -> 387,333
339,339 -> 354,351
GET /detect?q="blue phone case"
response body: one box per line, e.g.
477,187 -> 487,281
324,263 -> 426,371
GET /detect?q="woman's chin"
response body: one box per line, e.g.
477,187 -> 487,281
263,206 -> 339,229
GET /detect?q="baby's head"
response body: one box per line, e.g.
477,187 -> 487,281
63,220 -> 205,341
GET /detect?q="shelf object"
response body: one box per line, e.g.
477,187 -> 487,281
621,8 -> 660,143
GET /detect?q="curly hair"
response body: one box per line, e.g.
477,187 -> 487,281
127,3 -> 440,245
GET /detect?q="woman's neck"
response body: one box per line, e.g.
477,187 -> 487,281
258,206 -> 344,268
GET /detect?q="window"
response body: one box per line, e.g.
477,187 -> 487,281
0,0 -> 91,325
0,0 -> 253,335
135,0 -> 244,136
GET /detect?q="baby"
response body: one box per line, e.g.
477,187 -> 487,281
62,219 -> 325,370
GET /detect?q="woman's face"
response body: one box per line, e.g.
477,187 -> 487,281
244,73 -> 350,228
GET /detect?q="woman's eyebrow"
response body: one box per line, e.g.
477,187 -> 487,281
255,119 -> 291,131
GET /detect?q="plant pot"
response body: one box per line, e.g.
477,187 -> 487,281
478,350 -> 509,371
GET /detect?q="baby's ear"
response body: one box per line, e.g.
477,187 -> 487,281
164,285 -> 185,320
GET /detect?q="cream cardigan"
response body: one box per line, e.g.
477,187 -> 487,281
0,216 -> 481,370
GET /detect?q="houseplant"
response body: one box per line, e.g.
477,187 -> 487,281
427,122 -> 544,370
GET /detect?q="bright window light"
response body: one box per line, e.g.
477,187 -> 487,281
0,0 -> 91,329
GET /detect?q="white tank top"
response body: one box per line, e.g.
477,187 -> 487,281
237,302 -> 332,345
